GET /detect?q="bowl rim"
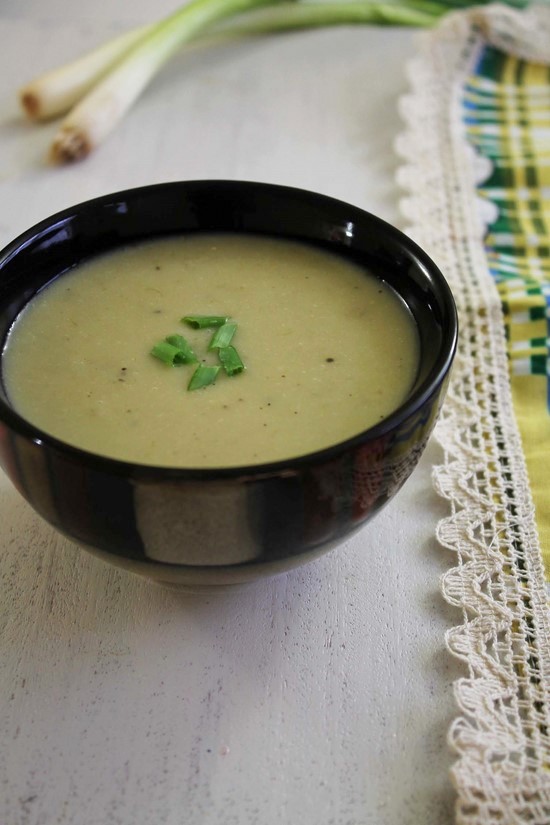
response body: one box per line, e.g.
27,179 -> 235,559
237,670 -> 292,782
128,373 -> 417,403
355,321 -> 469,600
0,179 -> 458,480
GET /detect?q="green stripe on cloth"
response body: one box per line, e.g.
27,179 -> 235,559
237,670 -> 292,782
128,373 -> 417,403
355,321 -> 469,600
462,45 -> 550,576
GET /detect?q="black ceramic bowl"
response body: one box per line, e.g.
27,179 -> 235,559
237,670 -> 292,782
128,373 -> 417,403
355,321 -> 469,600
0,181 -> 457,587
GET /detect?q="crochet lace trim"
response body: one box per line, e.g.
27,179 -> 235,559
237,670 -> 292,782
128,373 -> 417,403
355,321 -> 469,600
395,5 -> 550,822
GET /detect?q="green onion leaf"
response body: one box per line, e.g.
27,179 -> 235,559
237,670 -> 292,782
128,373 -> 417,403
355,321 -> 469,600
182,315 -> 229,329
219,345 -> 245,376
209,322 -> 237,350
151,341 -> 182,365
165,334 -> 197,363
188,364 -> 221,390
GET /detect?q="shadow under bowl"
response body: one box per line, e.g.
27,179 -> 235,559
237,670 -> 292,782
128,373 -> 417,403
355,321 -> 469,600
0,180 -> 457,587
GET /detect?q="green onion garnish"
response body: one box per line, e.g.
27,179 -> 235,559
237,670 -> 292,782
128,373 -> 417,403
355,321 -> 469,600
188,364 -> 221,390
165,334 -> 197,363
151,341 -> 183,365
182,315 -> 229,329
152,313 -> 245,389
219,345 -> 245,376
209,322 -> 237,350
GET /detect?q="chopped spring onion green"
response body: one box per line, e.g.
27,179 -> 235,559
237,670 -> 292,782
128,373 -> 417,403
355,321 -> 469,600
182,314 -> 229,329
219,345 -> 245,376
151,341 -> 185,365
152,313 -> 244,388
151,336 -> 197,365
209,322 -> 237,349
165,334 -> 198,363
188,364 -> 221,390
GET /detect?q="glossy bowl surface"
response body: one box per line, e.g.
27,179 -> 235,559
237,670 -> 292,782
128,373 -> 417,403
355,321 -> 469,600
0,181 -> 457,586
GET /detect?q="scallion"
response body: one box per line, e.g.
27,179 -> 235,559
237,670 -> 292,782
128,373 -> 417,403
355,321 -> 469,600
151,341 -> 184,365
165,334 -> 198,363
182,314 -> 229,329
19,0 -> 528,163
19,1 -> 438,128
47,0 -> 290,162
219,345 -> 245,376
188,364 -> 221,390
19,23 -> 154,121
209,322 -> 237,350
222,0 -> 442,34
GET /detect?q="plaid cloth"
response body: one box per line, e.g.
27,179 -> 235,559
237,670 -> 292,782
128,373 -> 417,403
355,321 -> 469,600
463,46 -> 550,577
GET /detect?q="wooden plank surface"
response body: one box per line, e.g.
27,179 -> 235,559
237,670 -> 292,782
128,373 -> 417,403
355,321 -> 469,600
0,5 -> 463,823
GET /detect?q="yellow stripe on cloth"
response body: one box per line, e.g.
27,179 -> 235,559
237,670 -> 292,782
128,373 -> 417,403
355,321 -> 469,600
464,45 -> 550,577
510,375 -> 550,562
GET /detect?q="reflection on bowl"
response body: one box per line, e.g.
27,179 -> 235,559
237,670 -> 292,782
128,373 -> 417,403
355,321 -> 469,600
0,180 -> 457,587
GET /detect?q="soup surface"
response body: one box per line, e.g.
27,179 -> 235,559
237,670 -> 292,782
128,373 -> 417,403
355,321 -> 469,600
3,233 -> 419,467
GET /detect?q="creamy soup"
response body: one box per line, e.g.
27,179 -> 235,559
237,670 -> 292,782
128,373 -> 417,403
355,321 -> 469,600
3,233 -> 420,467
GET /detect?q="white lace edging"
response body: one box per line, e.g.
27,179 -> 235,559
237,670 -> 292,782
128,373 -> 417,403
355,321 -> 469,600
395,5 -> 550,823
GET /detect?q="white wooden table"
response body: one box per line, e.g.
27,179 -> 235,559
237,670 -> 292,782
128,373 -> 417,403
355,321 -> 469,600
0,3 -> 464,823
